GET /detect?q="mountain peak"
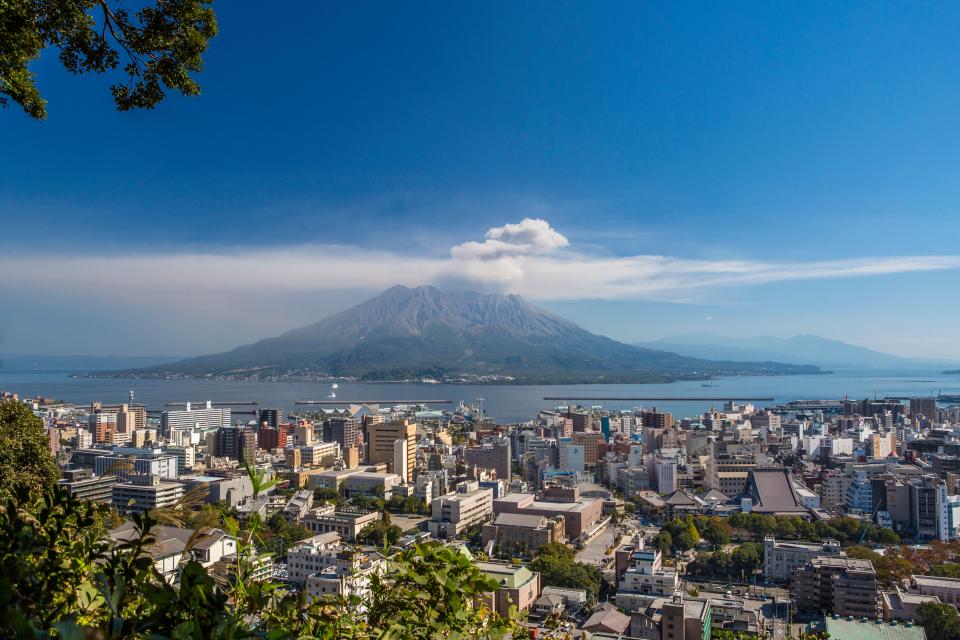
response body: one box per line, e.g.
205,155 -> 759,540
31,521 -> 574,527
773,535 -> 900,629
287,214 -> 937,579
125,285 -> 821,383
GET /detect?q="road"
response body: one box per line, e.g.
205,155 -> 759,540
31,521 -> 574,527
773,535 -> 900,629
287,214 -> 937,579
576,523 -> 621,566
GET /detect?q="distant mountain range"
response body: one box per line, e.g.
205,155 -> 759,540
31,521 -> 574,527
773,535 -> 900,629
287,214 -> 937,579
99,285 -> 822,384
0,354 -> 181,372
635,333 -> 958,371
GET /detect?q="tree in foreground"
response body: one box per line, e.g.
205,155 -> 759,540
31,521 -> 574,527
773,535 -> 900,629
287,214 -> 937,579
0,0 -> 217,119
0,484 -> 524,639
0,429 -> 523,639
0,400 -> 58,503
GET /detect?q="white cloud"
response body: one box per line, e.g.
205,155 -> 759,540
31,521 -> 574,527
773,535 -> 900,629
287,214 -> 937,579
2,220 -> 959,309
451,217 -> 569,259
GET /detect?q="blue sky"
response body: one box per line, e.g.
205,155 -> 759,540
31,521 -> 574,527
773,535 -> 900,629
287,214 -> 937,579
2,1 -> 960,358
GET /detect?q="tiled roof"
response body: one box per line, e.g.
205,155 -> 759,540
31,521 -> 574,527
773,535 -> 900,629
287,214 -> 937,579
741,468 -> 812,515
664,489 -> 705,506
582,608 -> 630,634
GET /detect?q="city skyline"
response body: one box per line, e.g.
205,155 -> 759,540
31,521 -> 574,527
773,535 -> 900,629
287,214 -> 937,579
4,2 -> 960,358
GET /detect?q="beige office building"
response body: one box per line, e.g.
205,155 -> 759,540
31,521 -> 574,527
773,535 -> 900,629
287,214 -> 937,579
367,420 -> 416,481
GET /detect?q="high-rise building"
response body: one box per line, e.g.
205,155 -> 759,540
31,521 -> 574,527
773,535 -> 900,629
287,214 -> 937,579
705,441 -> 758,498
258,408 -> 283,429
91,402 -> 146,435
367,420 -> 416,481
793,557 -> 879,618
652,453 -> 678,494
910,397 -> 939,424
910,474 -> 949,541
259,424 -> 291,450
762,537 -> 844,582
393,439 -> 409,483
89,411 -> 118,444
212,426 -> 257,463
465,436 -> 511,481
116,404 -> 147,433
567,410 -> 592,433
571,432 -> 605,468
323,417 -> 360,451
557,441 -> 585,473
642,410 -> 674,430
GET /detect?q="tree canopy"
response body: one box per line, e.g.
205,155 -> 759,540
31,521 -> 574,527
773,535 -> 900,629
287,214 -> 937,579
0,400 -> 58,502
917,602 -> 960,640
0,0 -> 217,119
724,512 -> 899,545
686,542 -> 763,582
528,542 -> 604,603
357,516 -> 404,549
661,517 -> 701,553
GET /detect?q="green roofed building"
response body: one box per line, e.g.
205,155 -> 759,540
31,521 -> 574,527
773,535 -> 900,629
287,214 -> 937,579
824,615 -> 927,640
474,561 -> 541,618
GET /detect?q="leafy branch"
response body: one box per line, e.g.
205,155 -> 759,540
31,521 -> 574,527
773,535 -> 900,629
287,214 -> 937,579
0,0 -> 217,119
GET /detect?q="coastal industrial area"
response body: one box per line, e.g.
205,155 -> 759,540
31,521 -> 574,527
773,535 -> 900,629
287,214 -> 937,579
7,387 -> 960,640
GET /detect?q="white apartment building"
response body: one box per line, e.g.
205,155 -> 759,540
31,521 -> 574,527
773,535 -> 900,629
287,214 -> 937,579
762,537 -> 844,582
94,450 -> 179,481
161,401 -> 231,437
616,544 -> 680,613
287,532 -> 385,603
304,550 -> 385,603
287,532 -> 344,586
429,482 -> 494,539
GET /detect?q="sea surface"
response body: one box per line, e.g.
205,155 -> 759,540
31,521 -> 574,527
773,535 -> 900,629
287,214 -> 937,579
1,369 -> 959,423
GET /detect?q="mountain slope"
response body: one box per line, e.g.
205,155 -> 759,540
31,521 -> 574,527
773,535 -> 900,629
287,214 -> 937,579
116,286 -> 822,383
637,333 -> 957,370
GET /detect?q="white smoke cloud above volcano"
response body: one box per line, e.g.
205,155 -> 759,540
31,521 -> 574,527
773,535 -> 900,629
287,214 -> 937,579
451,217 -> 569,260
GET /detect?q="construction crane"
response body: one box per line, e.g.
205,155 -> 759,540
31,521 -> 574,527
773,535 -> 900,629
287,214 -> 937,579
858,497 -> 885,544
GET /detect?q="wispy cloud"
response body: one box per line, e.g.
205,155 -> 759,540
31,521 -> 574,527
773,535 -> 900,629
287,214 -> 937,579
2,218 -> 959,306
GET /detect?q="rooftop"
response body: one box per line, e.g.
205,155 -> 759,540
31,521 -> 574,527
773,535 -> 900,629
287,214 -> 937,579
824,616 -> 927,640
810,556 -> 875,572
741,468 -> 812,515
474,561 -> 537,589
528,499 -> 592,512
110,523 -> 230,559
493,512 -> 552,528
496,492 -> 533,503
582,607 -> 630,634
913,574 -> 960,589
476,562 -> 533,589
663,488 -> 705,507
